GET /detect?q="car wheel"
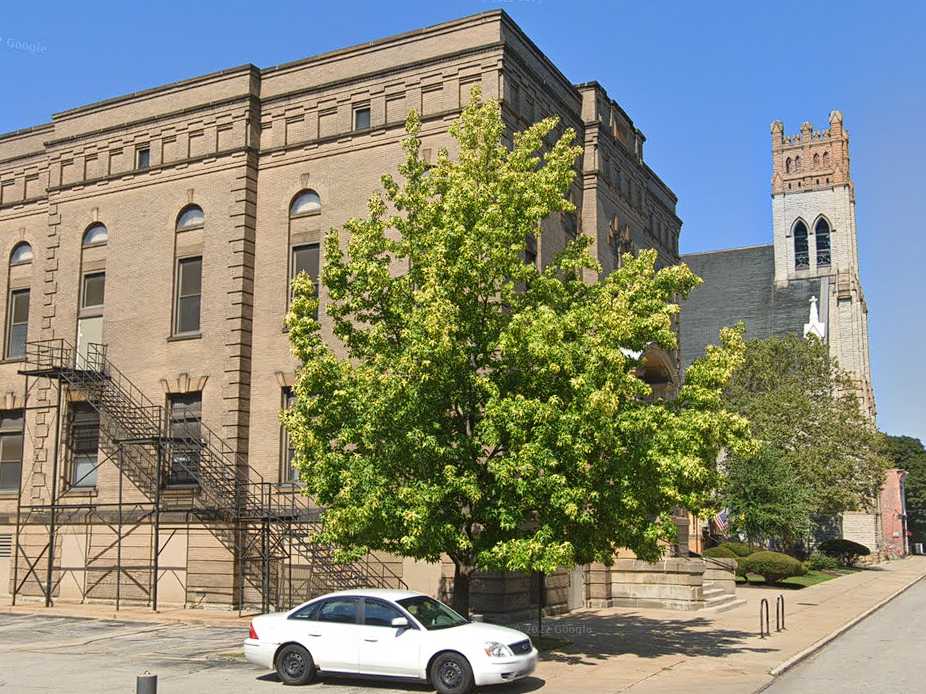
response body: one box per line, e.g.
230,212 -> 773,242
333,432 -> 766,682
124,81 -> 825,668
430,652 -> 474,694
275,643 -> 315,686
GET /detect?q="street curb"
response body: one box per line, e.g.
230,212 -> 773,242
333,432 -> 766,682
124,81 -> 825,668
764,570 -> 926,680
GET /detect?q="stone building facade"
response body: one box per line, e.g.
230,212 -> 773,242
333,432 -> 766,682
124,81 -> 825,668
0,11 -> 688,615
681,112 -> 881,552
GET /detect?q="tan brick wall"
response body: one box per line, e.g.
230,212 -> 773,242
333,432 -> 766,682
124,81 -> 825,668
0,10 -> 683,608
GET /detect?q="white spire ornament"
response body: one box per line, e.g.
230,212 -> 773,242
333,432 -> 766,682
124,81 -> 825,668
803,295 -> 826,340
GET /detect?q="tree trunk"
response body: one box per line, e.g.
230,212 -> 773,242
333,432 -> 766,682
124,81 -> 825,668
452,562 -> 472,619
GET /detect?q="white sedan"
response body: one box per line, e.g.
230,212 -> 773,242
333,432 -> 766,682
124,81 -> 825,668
244,588 -> 538,693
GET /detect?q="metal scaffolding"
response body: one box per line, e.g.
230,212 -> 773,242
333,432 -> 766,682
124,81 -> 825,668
11,339 -> 404,614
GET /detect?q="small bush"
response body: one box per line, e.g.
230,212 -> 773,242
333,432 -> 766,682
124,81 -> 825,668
703,545 -> 737,559
719,541 -> 754,557
742,551 -> 807,584
704,545 -> 746,576
818,538 -> 871,567
806,552 -> 842,571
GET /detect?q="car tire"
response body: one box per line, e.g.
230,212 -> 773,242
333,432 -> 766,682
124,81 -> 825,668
430,651 -> 475,694
275,643 -> 315,686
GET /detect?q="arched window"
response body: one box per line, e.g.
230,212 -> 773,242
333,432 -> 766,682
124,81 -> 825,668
10,242 -> 33,265
785,157 -> 792,174
176,205 -> 205,231
793,220 -> 809,269
813,153 -> 820,169
794,156 -> 802,172
815,218 -> 831,266
290,190 -> 321,217
82,223 -> 108,247
822,151 -> 830,167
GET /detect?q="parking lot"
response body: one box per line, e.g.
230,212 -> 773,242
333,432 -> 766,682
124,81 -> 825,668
0,613 -> 541,693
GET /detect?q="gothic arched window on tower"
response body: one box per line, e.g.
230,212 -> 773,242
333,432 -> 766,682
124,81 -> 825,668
815,218 -> 831,266
813,153 -> 820,169
794,155 -> 802,173
822,151 -> 830,167
794,221 -> 809,269
785,157 -> 792,174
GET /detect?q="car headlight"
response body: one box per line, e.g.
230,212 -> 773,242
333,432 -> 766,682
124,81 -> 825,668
484,641 -> 514,658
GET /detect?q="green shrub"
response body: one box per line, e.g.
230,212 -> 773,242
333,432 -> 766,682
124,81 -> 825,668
742,551 -> 807,584
703,545 -> 737,559
704,545 -> 746,577
818,538 -> 871,567
806,552 -> 842,571
719,541 -> 754,557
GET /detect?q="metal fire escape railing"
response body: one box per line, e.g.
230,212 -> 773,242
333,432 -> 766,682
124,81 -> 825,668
21,338 -> 405,610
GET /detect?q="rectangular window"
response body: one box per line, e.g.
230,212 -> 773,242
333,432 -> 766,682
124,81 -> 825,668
0,411 -> 24,492
281,388 -> 297,483
136,147 -> 150,170
168,393 -> 201,485
175,257 -> 202,335
6,289 -> 29,360
291,244 -> 320,317
69,403 -> 100,487
353,107 -> 371,131
0,534 -> 11,558
81,272 -> 106,311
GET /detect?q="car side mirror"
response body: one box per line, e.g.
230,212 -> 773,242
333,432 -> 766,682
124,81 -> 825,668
391,616 -> 409,629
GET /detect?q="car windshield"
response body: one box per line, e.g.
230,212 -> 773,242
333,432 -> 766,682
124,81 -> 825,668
397,596 -> 468,630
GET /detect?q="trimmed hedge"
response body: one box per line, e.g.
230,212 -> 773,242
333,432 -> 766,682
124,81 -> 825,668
704,545 -> 746,577
703,545 -> 738,559
719,541 -> 754,558
818,538 -> 871,567
742,551 -> 807,584
806,551 -> 842,571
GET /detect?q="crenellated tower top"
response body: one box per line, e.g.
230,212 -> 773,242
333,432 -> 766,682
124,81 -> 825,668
770,111 -> 851,196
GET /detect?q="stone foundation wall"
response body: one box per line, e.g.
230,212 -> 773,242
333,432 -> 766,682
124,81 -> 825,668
610,558 -> 705,611
703,557 -> 737,594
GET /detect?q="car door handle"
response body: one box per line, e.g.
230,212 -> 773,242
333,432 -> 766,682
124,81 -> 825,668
308,633 -> 322,637
363,638 -> 378,642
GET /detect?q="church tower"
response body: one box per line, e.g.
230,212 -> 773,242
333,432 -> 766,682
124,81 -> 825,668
770,112 -> 875,418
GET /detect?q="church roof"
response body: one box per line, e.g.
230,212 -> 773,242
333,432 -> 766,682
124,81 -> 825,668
679,245 -> 823,371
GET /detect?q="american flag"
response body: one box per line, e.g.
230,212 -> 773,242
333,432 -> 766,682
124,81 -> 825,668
714,509 -> 729,534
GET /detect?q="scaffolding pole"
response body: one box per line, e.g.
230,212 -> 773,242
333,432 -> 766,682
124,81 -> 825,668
115,446 -> 124,611
153,444 -> 162,612
44,381 -> 63,607
11,373 -> 28,607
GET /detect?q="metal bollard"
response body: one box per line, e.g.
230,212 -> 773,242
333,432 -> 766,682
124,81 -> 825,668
776,594 -> 786,632
759,598 -> 770,639
137,672 -> 157,694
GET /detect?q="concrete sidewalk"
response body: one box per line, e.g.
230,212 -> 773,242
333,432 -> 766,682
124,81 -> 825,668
527,556 -> 926,693
2,556 -> 924,693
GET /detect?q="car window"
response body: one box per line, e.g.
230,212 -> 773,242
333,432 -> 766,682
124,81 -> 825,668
316,598 -> 359,624
288,602 -> 321,620
396,596 -> 468,630
363,599 -> 405,627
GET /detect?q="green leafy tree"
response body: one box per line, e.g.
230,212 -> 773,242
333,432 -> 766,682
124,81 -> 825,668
284,91 -> 753,616
883,435 -> 926,545
722,445 -> 813,547
723,334 -> 887,521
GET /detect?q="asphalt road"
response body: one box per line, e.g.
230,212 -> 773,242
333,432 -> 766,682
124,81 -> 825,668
764,578 -> 926,694
0,612 -> 539,693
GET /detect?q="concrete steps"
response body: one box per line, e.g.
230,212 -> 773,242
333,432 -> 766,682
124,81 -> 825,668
701,585 -> 745,613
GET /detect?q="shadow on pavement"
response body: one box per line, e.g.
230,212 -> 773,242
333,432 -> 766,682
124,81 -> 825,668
256,671 -> 546,692
510,612 -> 776,666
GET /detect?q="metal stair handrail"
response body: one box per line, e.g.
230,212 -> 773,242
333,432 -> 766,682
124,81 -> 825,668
23,338 -> 407,594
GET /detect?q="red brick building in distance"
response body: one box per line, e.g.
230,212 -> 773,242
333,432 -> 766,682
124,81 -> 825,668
880,469 -> 909,558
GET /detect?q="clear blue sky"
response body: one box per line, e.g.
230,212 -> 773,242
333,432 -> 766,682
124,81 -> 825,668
2,1 -> 923,441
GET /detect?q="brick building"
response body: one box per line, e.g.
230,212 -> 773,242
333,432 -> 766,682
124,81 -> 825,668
0,11 -> 689,615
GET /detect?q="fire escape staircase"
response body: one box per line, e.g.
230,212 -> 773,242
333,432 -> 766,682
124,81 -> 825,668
21,339 -> 405,610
